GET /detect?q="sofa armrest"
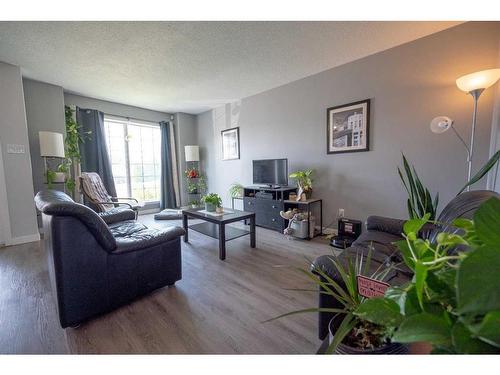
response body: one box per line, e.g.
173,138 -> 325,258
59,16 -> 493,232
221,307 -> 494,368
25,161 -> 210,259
366,216 -> 406,236
99,208 -> 136,224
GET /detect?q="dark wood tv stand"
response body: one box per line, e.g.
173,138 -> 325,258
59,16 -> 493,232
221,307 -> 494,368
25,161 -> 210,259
243,186 -> 323,238
242,186 -> 297,232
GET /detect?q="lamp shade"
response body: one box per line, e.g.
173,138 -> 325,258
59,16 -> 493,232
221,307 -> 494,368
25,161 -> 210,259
456,68 -> 500,93
39,131 -> 65,158
430,116 -> 453,134
184,145 -> 199,162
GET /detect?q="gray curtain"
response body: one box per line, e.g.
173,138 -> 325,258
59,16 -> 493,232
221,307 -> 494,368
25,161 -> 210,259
77,107 -> 117,197
160,121 -> 177,209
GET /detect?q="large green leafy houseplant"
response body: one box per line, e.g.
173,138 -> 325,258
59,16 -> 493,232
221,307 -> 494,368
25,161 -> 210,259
398,154 -> 439,220
399,150 -> 500,220
58,106 -> 90,194
355,197 -> 500,353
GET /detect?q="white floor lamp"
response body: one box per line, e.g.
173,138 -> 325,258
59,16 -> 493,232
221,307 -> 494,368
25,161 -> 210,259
430,68 -> 500,191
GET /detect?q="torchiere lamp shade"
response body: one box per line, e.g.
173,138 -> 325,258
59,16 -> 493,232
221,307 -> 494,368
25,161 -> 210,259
456,68 -> 500,93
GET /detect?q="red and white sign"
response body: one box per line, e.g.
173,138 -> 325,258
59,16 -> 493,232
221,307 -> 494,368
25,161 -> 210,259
356,275 -> 390,298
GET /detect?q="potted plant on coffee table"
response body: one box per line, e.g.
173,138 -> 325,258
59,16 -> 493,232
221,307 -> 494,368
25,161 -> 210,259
201,193 -> 222,213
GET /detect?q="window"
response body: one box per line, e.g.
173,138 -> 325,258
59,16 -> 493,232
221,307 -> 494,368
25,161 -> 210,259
103,116 -> 161,203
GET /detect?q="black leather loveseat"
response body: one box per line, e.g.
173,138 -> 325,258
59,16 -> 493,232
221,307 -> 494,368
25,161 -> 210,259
312,190 -> 498,340
35,190 -> 185,328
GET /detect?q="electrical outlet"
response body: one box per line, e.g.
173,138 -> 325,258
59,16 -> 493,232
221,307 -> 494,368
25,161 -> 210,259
6,144 -> 25,154
338,208 -> 345,218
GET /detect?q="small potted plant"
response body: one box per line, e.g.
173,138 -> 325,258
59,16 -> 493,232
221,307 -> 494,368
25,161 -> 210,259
201,193 -> 222,212
187,180 -> 199,194
229,183 -> 244,198
289,169 -> 314,199
46,168 -> 66,188
189,199 -> 200,208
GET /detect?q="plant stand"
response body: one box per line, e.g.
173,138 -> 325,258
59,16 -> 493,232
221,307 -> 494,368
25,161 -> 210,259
283,198 -> 323,239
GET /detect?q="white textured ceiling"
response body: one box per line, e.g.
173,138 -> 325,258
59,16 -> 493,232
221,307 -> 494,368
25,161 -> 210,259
0,21 -> 461,114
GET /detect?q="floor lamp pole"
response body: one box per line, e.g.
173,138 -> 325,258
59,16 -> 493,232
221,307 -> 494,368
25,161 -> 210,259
466,88 -> 484,191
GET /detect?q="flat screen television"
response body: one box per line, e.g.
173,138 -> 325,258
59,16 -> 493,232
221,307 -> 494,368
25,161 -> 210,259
252,159 -> 288,187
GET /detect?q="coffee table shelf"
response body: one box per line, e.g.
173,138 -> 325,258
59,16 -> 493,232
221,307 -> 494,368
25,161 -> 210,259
182,207 -> 256,260
189,222 -> 250,241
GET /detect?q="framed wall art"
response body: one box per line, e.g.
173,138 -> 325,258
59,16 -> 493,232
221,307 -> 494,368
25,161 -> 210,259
221,127 -> 240,160
327,99 -> 370,154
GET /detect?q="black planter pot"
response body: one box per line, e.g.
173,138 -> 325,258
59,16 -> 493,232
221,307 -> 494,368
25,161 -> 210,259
328,317 -> 408,354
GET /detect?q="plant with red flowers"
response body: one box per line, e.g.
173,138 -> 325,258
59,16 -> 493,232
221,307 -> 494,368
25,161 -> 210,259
185,168 -> 199,179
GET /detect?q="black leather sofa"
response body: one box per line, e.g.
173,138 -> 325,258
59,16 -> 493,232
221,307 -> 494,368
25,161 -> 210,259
313,190 -> 499,340
35,190 -> 185,328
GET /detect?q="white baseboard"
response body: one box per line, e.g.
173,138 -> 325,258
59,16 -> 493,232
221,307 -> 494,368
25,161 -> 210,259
6,233 -> 40,246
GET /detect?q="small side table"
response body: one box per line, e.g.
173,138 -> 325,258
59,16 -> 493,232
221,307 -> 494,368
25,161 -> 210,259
284,198 -> 323,239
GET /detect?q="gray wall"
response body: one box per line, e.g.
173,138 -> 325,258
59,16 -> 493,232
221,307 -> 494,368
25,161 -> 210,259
196,22 -> 500,227
174,113 -> 198,206
0,62 -> 39,242
23,79 -> 66,195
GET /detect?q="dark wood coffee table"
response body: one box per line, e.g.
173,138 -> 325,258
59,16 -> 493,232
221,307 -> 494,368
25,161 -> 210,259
182,207 -> 256,260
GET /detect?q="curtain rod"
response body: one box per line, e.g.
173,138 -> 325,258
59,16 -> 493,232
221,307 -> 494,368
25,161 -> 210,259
102,112 -> 174,125
70,105 -> 174,124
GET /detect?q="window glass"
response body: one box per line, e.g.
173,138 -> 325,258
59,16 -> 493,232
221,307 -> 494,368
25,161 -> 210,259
103,117 -> 161,202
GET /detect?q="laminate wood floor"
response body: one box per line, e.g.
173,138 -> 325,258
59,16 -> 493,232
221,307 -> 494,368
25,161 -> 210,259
0,215 -> 334,354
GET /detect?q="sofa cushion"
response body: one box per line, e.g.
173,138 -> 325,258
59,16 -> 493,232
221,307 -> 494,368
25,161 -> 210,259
352,230 -> 403,263
366,216 -> 405,236
114,226 -> 186,253
108,220 -> 148,237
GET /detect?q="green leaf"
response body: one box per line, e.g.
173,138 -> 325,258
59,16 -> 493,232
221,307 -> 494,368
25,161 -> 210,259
436,232 -> 468,247
403,213 -> 430,236
387,285 -> 422,317
262,307 -> 347,323
326,313 -> 357,354
426,269 -> 455,305
473,197 -> 500,248
354,298 -> 403,327
393,313 -> 451,346
458,150 -> 500,194
413,238 -> 431,258
474,311 -> 500,348
414,261 -> 428,310
451,322 -> 499,354
452,218 -> 474,231
393,239 -> 415,270
457,246 -> 500,314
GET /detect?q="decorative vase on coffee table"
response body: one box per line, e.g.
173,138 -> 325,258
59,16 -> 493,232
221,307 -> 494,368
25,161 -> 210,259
205,203 -> 216,212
